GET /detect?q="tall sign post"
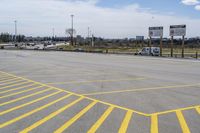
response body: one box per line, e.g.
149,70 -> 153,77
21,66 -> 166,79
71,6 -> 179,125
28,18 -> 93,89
182,35 -> 185,58
160,35 -> 163,56
170,25 -> 186,58
149,27 -> 163,56
170,36 -> 174,57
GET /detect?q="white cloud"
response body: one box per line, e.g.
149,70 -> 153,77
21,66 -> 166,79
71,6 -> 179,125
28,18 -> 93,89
181,0 -> 200,12
181,0 -> 199,5
195,5 -> 200,10
0,0 -> 200,38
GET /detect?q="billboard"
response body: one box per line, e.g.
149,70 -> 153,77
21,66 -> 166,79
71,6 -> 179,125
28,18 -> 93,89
149,27 -> 163,37
170,25 -> 186,36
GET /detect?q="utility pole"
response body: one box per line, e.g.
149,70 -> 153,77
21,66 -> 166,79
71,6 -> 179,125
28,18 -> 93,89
92,34 -> 94,47
88,27 -> 90,39
14,20 -> 17,43
52,28 -> 55,38
88,27 -> 90,46
71,14 -> 74,46
52,28 -> 55,42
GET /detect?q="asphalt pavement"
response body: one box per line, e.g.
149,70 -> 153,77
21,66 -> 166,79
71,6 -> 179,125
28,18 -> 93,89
0,50 -> 199,133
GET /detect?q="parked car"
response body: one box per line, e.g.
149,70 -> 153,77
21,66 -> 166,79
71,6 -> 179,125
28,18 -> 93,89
135,47 -> 160,56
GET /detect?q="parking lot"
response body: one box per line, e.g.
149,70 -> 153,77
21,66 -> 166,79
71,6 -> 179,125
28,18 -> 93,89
0,50 -> 199,133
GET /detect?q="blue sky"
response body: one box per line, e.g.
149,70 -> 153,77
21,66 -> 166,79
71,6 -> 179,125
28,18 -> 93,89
97,0 -> 200,18
0,0 -> 200,37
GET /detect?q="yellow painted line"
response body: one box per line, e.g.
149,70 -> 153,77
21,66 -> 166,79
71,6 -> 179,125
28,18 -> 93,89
0,81 -> 30,90
0,75 -> 13,78
87,106 -> 114,133
0,88 -> 52,106
0,91 -> 62,115
151,114 -> 158,133
0,93 -> 72,128
24,72 -> 107,78
0,83 -> 35,94
54,101 -> 97,133
82,83 -> 200,96
176,110 -> 191,133
0,79 -> 23,86
0,86 -> 44,99
0,76 -> 12,80
0,77 -> 18,82
196,107 -> 200,114
0,75 -> 10,78
118,110 -> 133,133
47,78 -> 146,85
86,96 -> 148,116
0,71 -> 149,116
20,96 -> 83,133
153,105 -> 200,115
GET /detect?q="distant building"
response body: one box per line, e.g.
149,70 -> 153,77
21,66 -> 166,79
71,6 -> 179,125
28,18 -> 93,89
136,36 -> 144,41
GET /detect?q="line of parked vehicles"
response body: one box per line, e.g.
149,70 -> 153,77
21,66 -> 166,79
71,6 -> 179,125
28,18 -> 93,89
0,42 -> 69,50
0,43 -> 161,56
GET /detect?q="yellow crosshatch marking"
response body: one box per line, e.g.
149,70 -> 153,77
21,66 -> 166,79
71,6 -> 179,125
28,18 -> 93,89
20,96 -> 82,133
0,76 -> 16,81
0,91 -> 62,115
87,106 -> 114,133
0,78 -> 23,85
176,110 -> 191,133
0,71 -> 199,133
54,101 -> 98,133
0,86 -> 44,99
0,83 -> 36,94
196,107 -> 200,114
0,88 -> 53,106
0,81 -> 30,90
151,114 -> 158,133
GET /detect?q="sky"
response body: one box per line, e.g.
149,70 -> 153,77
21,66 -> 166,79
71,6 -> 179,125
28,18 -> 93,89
0,0 -> 200,38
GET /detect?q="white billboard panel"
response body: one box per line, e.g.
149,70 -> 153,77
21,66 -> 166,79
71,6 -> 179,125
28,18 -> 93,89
149,27 -> 163,37
170,25 -> 186,36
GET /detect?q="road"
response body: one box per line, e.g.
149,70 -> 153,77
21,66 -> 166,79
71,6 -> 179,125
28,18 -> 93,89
0,50 -> 199,133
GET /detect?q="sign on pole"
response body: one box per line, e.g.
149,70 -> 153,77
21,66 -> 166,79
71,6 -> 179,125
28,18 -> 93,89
170,25 -> 186,58
149,27 -> 163,56
170,25 -> 186,36
149,27 -> 163,37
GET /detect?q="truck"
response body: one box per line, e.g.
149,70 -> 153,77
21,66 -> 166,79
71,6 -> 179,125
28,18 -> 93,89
135,47 -> 160,56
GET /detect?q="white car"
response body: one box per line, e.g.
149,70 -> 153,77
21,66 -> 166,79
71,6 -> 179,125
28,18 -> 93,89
136,47 -> 160,56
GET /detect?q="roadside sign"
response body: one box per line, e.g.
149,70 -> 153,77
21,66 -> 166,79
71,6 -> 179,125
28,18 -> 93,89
149,27 -> 163,37
170,25 -> 186,36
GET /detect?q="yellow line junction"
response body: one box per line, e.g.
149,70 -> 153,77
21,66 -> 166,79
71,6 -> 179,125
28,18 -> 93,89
0,71 -> 199,133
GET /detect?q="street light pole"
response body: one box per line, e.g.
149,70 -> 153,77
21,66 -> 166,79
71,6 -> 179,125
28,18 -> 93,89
88,27 -> 90,45
14,20 -> 17,43
71,14 -> 74,46
88,27 -> 90,39
52,28 -> 55,38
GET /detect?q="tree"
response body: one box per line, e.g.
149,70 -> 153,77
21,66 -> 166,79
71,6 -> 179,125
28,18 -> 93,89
65,28 -> 76,45
0,33 -> 12,42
